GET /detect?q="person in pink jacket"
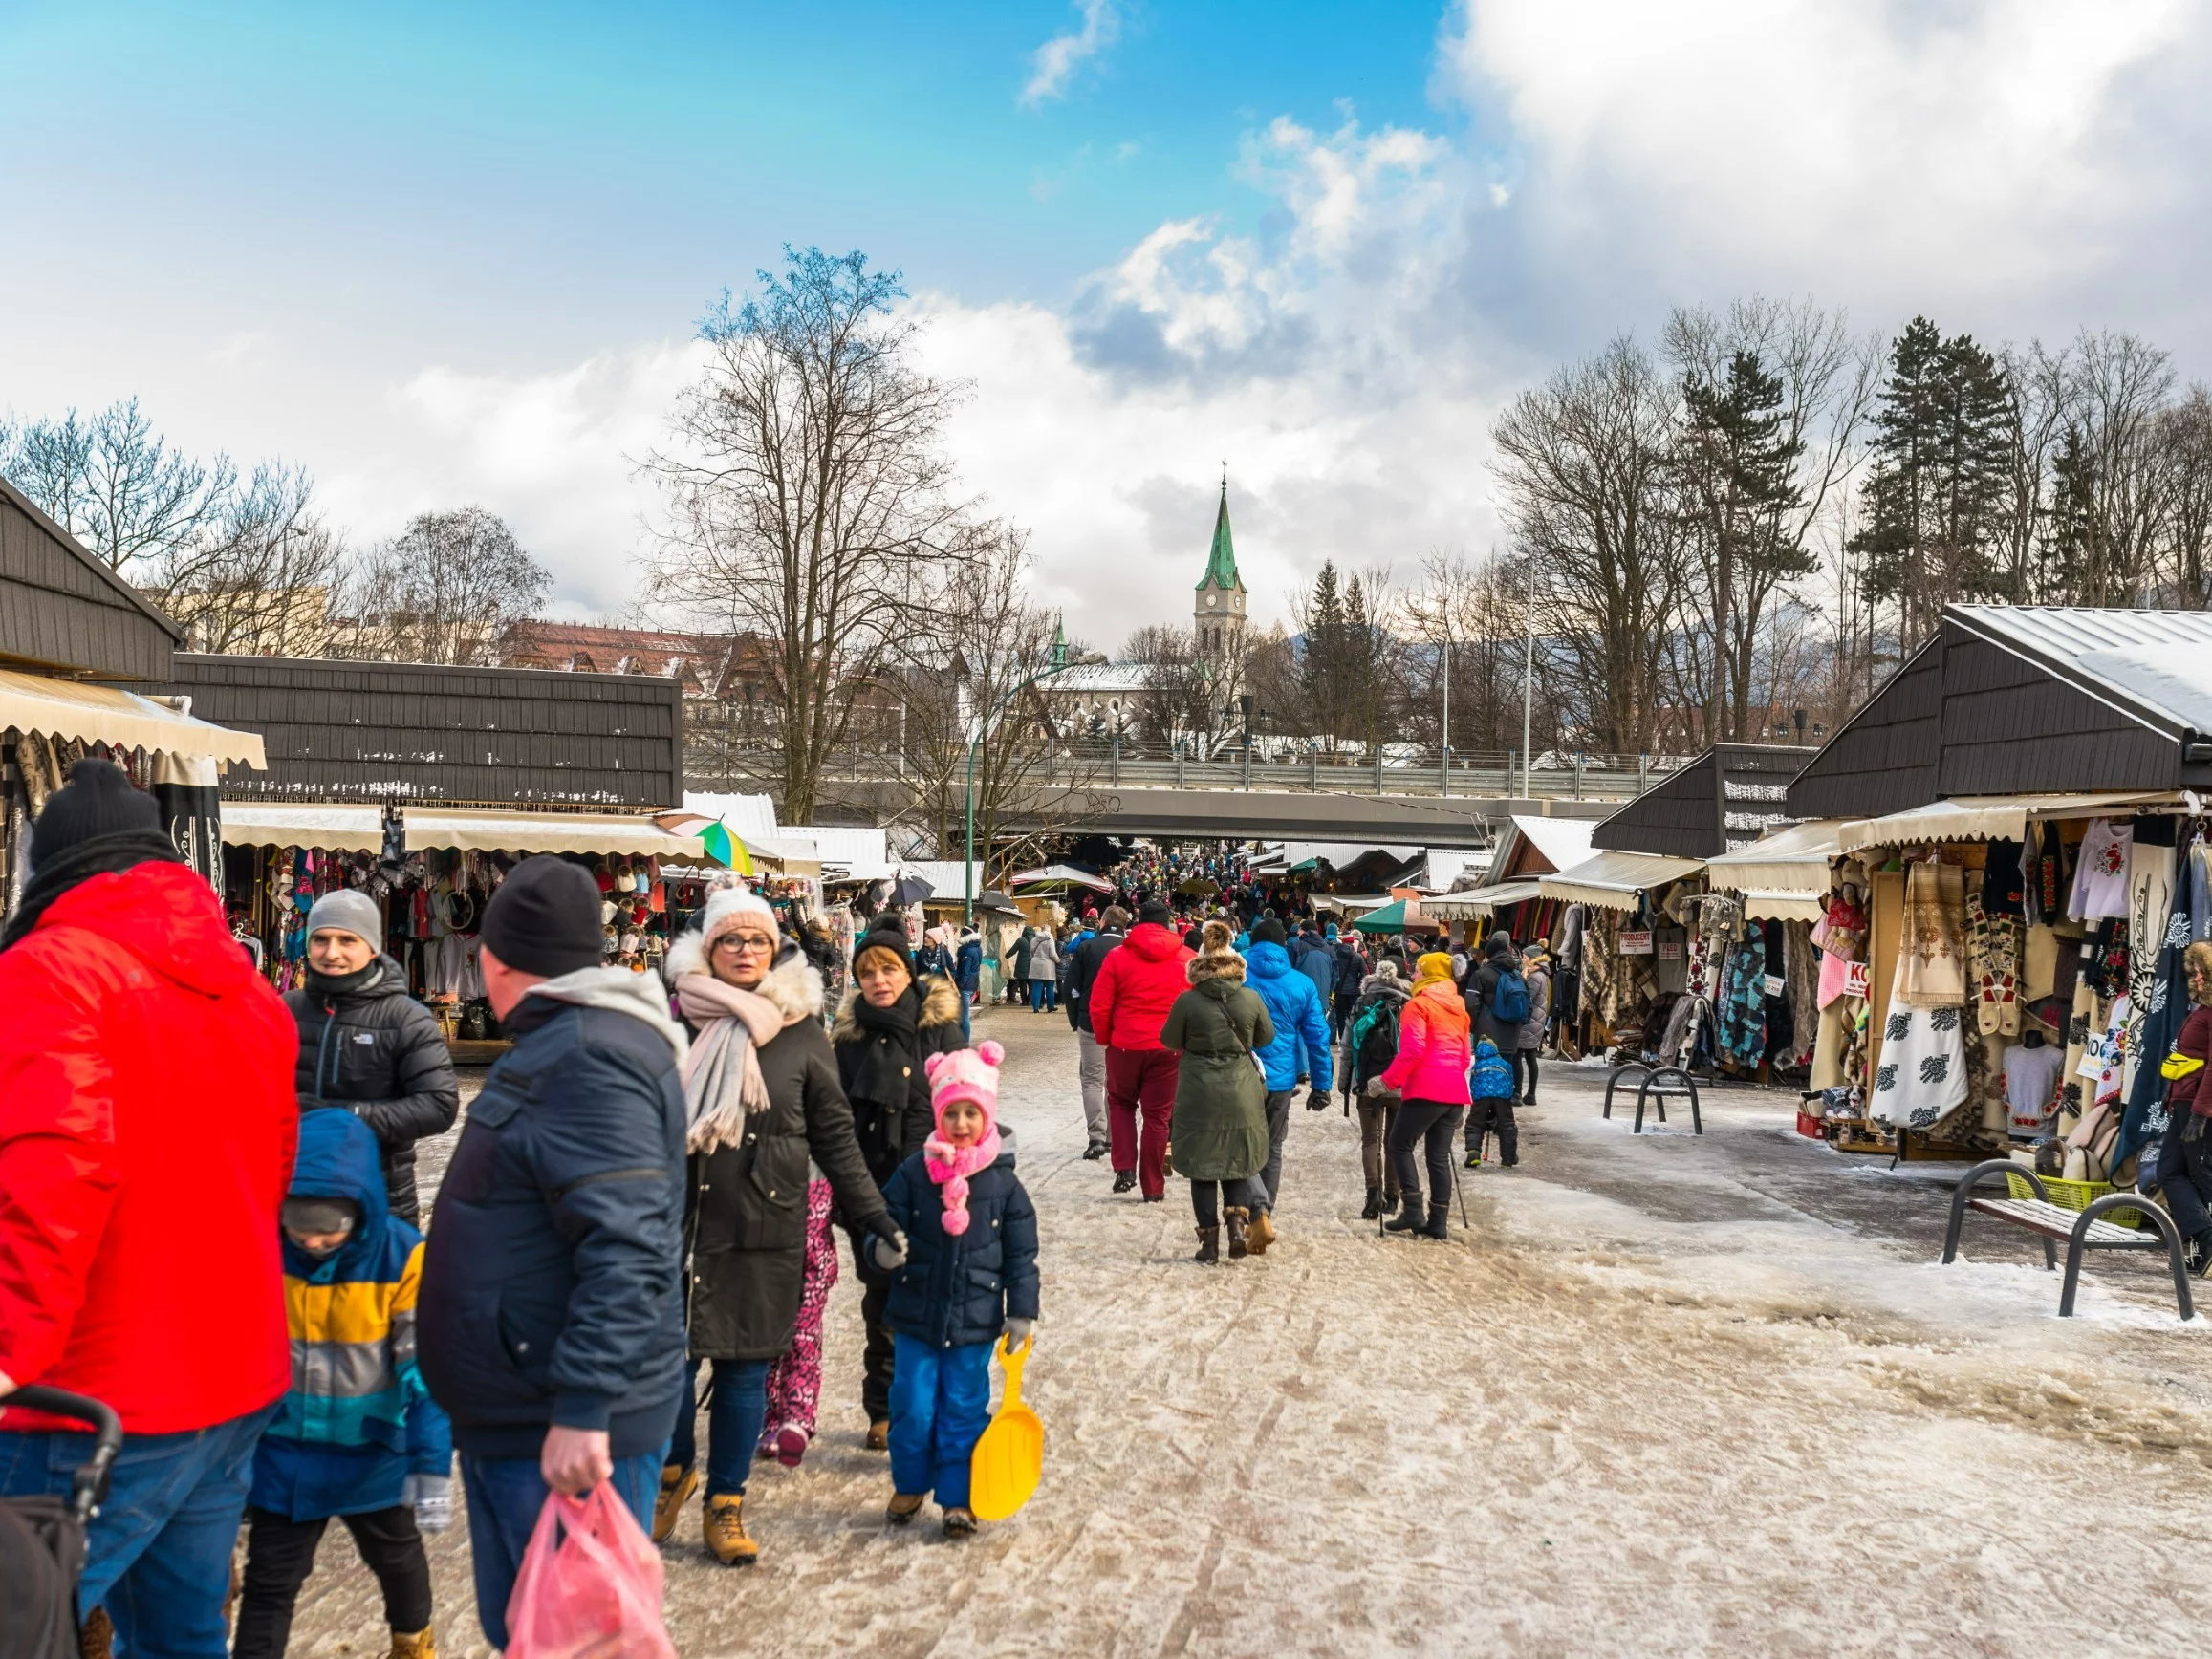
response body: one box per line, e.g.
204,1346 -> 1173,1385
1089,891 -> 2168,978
1375,953 -> 1472,1239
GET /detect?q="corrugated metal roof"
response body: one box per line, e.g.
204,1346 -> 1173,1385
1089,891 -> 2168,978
1950,605 -> 2212,739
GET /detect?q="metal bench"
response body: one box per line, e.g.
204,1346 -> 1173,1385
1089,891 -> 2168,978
1600,1063 -> 1652,1120
1600,1061 -> 1704,1135
1940,1159 -> 2195,1320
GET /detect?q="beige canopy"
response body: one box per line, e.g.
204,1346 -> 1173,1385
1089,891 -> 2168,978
1838,792 -> 2179,852
1537,850 -> 1704,913
0,668 -> 265,767
1422,879 -> 1541,919
221,803 -> 384,853
405,808 -> 709,861
1704,820 -> 1844,894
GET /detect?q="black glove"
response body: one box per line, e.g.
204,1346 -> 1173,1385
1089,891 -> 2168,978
1306,1088 -> 1330,1111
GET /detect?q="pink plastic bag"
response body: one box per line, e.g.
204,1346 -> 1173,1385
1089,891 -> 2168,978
505,1486 -> 677,1659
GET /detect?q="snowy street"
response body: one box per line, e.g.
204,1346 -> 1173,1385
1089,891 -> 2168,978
289,1005 -> 2212,1657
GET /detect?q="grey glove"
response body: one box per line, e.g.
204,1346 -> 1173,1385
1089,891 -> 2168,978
403,1473 -> 453,1533
1306,1088 -> 1330,1111
1363,1076 -> 1386,1098
871,1228 -> 908,1273
1004,1317 -> 1034,1348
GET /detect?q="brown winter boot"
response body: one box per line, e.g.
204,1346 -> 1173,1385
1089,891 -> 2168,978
886,1492 -> 925,1526
1193,1225 -> 1221,1264
704,1494 -> 760,1566
1225,1206 -> 1250,1259
390,1627 -> 437,1659
1246,1208 -> 1276,1256
652,1462 -> 697,1543
865,1420 -> 891,1452
78,1609 -> 113,1659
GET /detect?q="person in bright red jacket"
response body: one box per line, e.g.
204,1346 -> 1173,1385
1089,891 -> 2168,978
1087,899 -> 1196,1200
0,759 -> 298,1652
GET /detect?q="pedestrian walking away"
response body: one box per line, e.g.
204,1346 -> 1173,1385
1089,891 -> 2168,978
1465,1036 -> 1520,1170
1163,923 -> 1276,1263
0,759 -> 298,1654
1463,930 -> 1528,1057
658,887 -> 900,1568
1346,959 -> 1411,1218
954,928 -> 983,1040
831,913 -> 965,1454
1064,906 -> 1129,1159
1516,941 -> 1551,1106
1379,952 -> 1473,1240
1088,899 -> 1196,1200
863,1042 -> 1039,1537
1026,925 -> 1061,1013
416,855 -> 691,1651
234,1109 -> 450,1659
284,888 -> 461,1227
1330,931 -> 1365,1040
1239,918 -> 1332,1244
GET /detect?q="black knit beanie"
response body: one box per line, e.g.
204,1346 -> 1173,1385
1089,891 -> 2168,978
31,758 -> 162,868
479,855 -> 604,978
1139,899 -> 1173,926
1251,917 -> 1288,946
855,912 -> 915,973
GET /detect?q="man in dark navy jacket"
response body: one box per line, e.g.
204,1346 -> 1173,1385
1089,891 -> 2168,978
418,857 -> 689,1651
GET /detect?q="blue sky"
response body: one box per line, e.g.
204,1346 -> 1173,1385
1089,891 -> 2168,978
4,1 -> 2208,644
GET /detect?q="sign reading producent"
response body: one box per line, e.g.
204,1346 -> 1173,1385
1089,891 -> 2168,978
1618,929 -> 1654,955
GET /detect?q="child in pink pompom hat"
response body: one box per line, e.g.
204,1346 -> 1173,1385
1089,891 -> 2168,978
863,1037 -> 1039,1538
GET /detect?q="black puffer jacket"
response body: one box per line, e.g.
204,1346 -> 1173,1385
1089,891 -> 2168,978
418,969 -> 689,1460
832,973 -> 966,1187
866,1130 -> 1039,1350
285,956 -> 459,1224
1064,927 -> 1123,1034
678,945 -> 895,1362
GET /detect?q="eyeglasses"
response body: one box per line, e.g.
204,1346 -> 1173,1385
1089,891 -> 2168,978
712,933 -> 777,956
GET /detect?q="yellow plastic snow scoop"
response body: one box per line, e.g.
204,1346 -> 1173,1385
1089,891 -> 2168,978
967,1333 -> 1043,1521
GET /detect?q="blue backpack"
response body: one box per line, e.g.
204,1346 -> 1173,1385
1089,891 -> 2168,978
1490,964 -> 1530,1026
1471,1040 -> 1516,1100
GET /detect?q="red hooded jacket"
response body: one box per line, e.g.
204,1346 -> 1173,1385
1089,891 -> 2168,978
1087,923 -> 1196,1052
0,862 -> 298,1433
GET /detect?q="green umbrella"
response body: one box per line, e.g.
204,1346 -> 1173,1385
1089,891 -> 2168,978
1353,898 -> 1406,934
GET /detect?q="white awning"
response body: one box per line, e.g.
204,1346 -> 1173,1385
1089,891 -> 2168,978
1704,820 -> 1846,894
1538,850 -> 1704,913
405,809 -> 707,860
221,803 -> 384,853
1422,879 -> 1542,919
0,668 -> 265,768
1838,792 -> 2179,852
1740,889 -> 1825,923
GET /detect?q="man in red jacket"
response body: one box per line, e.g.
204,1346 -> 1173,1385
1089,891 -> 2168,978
1087,899 -> 1195,1200
0,760 -> 298,1652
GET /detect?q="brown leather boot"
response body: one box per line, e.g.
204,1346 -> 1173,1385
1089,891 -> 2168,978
1193,1225 -> 1220,1264
1225,1206 -> 1250,1259
865,1420 -> 890,1452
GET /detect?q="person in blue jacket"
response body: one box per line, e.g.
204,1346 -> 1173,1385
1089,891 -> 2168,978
1241,918 -> 1334,1248
954,927 -> 984,1039
234,1108 -> 450,1659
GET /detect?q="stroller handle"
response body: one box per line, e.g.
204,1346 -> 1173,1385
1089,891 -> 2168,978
1,1385 -> 122,1519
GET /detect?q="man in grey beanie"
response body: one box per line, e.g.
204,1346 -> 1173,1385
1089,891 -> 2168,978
283,888 -> 459,1226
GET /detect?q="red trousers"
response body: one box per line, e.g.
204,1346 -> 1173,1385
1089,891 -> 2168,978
1106,1046 -> 1180,1198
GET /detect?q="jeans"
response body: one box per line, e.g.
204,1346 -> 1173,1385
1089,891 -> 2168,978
1189,1176 -> 1266,1228
887,1333 -> 993,1510
1029,978 -> 1057,1012
459,1446 -> 664,1652
0,1401 -> 274,1656
1389,1101 -> 1465,1208
1257,1089 -> 1295,1212
1467,1093 -> 1519,1164
235,1504 -> 432,1658
666,1356 -> 771,1498
1077,1029 -> 1110,1146
1106,1046 -> 1179,1197
958,991 -> 972,1041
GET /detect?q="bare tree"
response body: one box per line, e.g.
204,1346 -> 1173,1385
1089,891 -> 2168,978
1399,550 -> 1546,754
343,507 -> 550,665
645,248 -> 993,823
146,463 -> 351,656
0,399 -> 232,576
2159,387 -> 2212,607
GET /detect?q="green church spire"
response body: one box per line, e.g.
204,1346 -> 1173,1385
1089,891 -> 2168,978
1197,468 -> 1240,592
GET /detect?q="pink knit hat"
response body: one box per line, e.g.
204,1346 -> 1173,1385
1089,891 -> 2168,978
922,1041 -> 1005,1236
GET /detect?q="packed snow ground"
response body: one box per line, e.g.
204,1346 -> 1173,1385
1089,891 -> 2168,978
284,1006 -> 2212,1657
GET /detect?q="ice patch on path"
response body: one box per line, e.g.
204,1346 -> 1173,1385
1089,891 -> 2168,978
1911,1255 -> 2205,1330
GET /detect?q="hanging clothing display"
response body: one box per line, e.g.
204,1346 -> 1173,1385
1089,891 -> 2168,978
1895,861 -> 1966,1007
1715,932 -> 1767,1069
2005,1040 -> 2063,1137
2114,854 -> 2193,1174
1964,891 -> 2020,1037
1781,919 -> 1819,1067
2068,817 -> 2133,920
1871,1002 -> 1970,1130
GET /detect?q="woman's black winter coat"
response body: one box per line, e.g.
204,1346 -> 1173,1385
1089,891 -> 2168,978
830,973 -> 966,1188
285,955 -> 460,1224
679,948 -> 895,1363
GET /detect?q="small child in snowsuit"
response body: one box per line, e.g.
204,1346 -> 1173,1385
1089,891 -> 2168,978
235,1108 -> 451,1659
866,1039 -> 1040,1537
1465,1036 -> 1520,1169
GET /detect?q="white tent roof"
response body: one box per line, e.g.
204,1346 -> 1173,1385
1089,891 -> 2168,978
220,803 -> 384,853
0,668 -> 266,768
1538,850 -> 1704,913
1838,792 -> 2177,853
1422,879 -> 1542,919
1492,814 -> 1596,878
1703,819 -> 1846,894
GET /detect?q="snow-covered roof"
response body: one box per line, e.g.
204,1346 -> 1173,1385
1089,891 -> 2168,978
1493,815 -> 1596,878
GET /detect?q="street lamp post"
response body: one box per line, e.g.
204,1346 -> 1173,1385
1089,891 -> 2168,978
965,633 -> 1075,925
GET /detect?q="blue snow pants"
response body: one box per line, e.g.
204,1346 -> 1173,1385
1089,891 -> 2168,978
887,1333 -> 994,1510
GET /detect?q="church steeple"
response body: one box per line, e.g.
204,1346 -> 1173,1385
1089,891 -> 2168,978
1193,464 -> 1247,661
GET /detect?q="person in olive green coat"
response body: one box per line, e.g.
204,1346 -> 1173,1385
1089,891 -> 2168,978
1160,921 -> 1275,1265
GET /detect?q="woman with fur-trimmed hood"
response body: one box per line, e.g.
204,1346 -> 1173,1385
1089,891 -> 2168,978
654,888 -> 898,1569
1160,920 -> 1276,1264
832,913 -> 967,1448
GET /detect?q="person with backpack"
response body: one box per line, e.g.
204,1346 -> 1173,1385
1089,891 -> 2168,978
1344,958 -> 1411,1218
1465,1035 -> 1519,1169
1329,932 -> 1365,1039
1515,941 -> 1551,1106
1464,930 -> 1528,1056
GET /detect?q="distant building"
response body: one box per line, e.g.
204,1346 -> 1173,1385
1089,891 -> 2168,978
1192,474 -> 1246,661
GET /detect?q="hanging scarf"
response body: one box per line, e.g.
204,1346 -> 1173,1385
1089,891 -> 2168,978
1895,862 -> 1966,1007
675,972 -> 789,1153
2,830 -> 184,951
923,1125 -> 1002,1238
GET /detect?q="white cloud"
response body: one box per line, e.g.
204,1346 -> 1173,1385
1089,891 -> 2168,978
1021,0 -> 1121,108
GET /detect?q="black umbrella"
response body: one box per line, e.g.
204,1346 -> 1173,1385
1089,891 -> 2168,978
886,874 -> 936,907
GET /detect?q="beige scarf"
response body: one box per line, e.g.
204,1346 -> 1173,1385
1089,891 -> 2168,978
675,973 -> 793,1153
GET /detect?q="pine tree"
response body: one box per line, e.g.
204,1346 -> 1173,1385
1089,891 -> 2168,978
1301,561 -> 1347,744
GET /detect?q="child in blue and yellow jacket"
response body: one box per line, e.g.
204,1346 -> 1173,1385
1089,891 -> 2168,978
1465,1035 -> 1520,1170
234,1108 -> 451,1659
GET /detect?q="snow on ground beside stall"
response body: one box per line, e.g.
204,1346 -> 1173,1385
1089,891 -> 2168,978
290,1016 -> 2212,1658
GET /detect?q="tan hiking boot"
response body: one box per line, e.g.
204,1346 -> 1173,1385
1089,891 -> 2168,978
1224,1206 -> 1250,1260
865,1420 -> 890,1451
704,1494 -> 759,1566
390,1627 -> 437,1659
886,1492 -> 925,1525
652,1462 -> 697,1544
1247,1209 -> 1277,1256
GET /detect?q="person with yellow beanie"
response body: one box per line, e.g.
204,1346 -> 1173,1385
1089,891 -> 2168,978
1372,953 -> 1472,1239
